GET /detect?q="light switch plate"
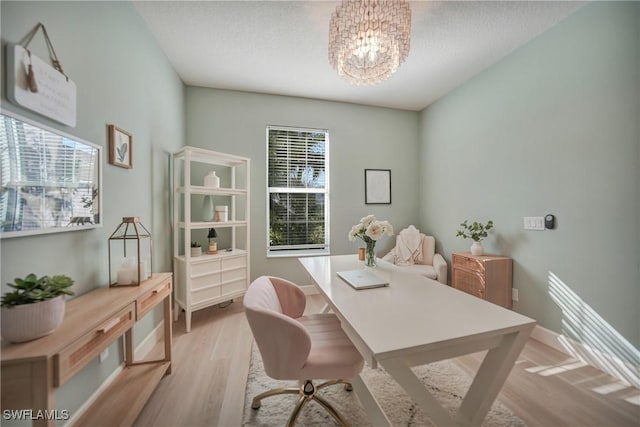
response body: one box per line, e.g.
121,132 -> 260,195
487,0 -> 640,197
524,216 -> 545,230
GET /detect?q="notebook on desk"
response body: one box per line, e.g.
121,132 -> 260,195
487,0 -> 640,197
337,269 -> 389,290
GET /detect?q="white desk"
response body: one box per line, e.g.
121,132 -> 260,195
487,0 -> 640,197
298,255 -> 535,427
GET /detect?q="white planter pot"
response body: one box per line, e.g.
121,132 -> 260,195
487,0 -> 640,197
204,171 -> 220,188
190,247 -> 202,257
470,241 -> 484,256
1,295 -> 66,343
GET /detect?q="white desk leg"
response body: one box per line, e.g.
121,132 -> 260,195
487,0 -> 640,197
320,303 -> 331,314
457,327 -> 533,426
351,373 -> 392,427
380,358 -> 455,427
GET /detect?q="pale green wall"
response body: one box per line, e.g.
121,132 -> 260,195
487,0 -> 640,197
2,0 -> 638,421
419,1 -> 639,351
185,88 -> 421,285
0,1 -> 185,422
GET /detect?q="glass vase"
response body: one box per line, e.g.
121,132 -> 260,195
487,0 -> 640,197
365,239 -> 377,267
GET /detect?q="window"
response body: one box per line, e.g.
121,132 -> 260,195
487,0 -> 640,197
267,126 -> 329,256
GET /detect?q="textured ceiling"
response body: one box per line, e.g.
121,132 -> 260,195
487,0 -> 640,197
134,1 -> 585,111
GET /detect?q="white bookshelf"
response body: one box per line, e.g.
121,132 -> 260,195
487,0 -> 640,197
172,146 -> 250,332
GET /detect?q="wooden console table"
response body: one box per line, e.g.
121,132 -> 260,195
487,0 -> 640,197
1,273 -> 173,427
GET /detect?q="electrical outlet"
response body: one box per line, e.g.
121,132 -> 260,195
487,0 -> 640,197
512,288 -> 519,302
99,348 -> 109,363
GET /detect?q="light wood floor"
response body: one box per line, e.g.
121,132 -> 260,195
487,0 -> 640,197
135,296 -> 639,426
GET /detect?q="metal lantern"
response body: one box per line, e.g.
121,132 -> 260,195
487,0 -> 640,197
108,217 -> 152,287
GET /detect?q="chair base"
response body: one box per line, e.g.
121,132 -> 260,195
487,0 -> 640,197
251,379 -> 353,427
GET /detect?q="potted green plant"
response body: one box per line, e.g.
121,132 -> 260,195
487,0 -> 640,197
456,220 -> 494,255
1,273 -> 74,343
190,241 -> 202,257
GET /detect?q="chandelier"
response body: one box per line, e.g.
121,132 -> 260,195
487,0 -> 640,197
328,0 -> 411,86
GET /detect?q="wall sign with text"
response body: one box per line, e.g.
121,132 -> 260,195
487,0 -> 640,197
6,44 -> 77,127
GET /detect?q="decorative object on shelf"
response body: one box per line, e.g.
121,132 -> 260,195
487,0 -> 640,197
1,273 -> 74,342
190,241 -> 202,257
358,247 -> 365,261
328,0 -> 411,86
348,214 -> 394,267
456,220 -> 494,256
202,195 -> 215,221
6,23 -> 77,126
207,228 -> 218,253
365,169 -> 391,204
215,205 -> 228,222
108,124 -> 133,169
108,217 -> 152,286
0,111 -> 102,238
204,170 -> 220,188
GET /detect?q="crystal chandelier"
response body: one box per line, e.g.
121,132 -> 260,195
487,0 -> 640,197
328,0 -> 411,86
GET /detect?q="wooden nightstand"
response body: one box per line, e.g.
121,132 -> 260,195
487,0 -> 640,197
451,252 -> 513,308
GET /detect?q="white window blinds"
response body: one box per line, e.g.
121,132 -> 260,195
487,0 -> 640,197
267,126 -> 329,253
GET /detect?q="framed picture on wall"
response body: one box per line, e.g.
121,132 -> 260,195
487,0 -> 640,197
108,125 -> 133,169
365,169 -> 391,204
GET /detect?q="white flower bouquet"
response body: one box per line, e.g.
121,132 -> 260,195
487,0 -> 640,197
348,215 -> 394,266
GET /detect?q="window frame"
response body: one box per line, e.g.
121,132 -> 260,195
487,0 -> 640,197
266,125 -> 330,258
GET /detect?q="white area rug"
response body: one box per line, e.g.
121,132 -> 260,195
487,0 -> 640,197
243,343 -> 526,426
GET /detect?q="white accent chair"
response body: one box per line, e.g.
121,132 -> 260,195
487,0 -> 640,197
244,276 -> 364,426
382,226 -> 448,284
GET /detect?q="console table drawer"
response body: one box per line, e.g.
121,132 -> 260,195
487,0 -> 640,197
56,303 -> 135,386
137,278 -> 172,319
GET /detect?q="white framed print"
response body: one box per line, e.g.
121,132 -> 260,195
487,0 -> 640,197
365,169 -> 391,204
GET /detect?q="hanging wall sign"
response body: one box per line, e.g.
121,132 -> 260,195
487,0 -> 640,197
7,44 -> 77,127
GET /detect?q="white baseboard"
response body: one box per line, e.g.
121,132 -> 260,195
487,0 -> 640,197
66,364 -> 123,426
531,325 -> 639,389
135,321 -> 166,359
531,325 -> 569,354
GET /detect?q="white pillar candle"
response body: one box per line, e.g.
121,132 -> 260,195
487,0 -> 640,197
117,269 -> 132,285
139,260 -> 149,281
129,267 -> 141,283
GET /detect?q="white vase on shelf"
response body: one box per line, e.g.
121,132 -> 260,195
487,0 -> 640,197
204,171 -> 220,188
202,196 -> 214,221
470,241 -> 484,256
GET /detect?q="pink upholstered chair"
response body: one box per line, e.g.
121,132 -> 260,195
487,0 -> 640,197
244,276 -> 364,426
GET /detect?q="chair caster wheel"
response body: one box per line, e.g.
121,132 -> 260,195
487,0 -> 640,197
344,383 -> 353,392
251,400 -> 261,410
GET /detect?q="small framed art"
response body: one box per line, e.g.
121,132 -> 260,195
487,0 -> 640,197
108,125 -> 133,168
365,169 -> 391,204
